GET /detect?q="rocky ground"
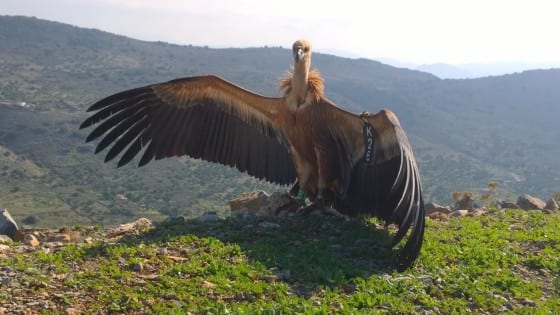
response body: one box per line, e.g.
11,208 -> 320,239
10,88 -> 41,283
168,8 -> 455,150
0,191 -> 558,314
0,219 -> 154,314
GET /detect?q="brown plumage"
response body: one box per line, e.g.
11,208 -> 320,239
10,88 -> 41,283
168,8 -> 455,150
80,39 -> 425,271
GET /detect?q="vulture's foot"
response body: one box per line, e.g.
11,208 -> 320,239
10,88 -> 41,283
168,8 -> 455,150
296,200 -> 324,216
296,198 -> 340,217
276,183 -> 307,215
275,192 -> 305,215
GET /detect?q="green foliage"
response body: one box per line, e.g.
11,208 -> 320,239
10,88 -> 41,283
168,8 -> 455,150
21,215 -> 38,225
1,210 -> 559,313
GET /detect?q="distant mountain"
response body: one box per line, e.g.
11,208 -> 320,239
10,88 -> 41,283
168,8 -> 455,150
1,15 -> 559,226
417,62 -> 560,79
416,63 -> 473,79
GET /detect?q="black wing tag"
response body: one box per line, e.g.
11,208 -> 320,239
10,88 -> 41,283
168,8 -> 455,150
360,112 -> 376,164
362,122 -> 376,164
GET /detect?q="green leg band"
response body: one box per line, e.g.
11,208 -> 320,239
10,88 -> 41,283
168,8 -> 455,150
297,190 -> 307,201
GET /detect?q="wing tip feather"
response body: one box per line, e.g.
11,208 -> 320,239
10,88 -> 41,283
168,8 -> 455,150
395,210 -> 425,271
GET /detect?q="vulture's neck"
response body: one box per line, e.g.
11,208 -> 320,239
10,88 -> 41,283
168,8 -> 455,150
279,67 -> 324,111
291,61 -> 309,104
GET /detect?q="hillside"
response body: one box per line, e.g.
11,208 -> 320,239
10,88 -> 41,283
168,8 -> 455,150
0,15 -> 559,226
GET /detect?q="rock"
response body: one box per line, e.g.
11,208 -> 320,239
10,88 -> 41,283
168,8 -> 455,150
229,190 -> 295,217
425,201 -> 452,215
258,221 -> 280,229
268,192 -> 298,214
201,279 -> 216,288
47,234 -> 72,243
469,208 -> 487,217
194,212 -> 220,222
449,210 -> 469,218
453,193 -> 477,211
497,200 -> 520,209
0,244 -> 10,253
65,308 -> 81,315
44,241 -> 65,248
0,276 -> 11,286
276,269 -> 291,281
517,194 -> 546,210
520,298 -> 536,307
130,262 -> 144,272
329,244 -> 343,251
107,218 -> 153,237
229,190 -> 270,214
164,216 -> 186,224
544,198 -> 558,211
0,209 -> 18,240
24,234 -> 40,247
0,235 -> 13,244
427,212 -> 449,221
116,194 -> 128,201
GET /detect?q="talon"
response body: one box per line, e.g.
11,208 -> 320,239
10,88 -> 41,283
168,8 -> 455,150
275,191 -> 305,214
297,194 -> 325,216
297,203 -> 322,216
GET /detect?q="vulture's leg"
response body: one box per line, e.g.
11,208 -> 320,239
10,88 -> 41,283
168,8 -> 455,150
296,189 -> 325,215
275,180 -> 306,214
287,180 -> 301,198
296,148 -> 338,215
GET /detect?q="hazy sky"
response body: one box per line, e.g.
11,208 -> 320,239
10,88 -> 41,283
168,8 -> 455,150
2,0 -> 560,65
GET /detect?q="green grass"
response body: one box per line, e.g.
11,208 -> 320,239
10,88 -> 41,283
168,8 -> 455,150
1,209 -> 559,314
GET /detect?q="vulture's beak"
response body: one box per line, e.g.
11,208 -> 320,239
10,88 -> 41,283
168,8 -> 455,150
296,48 -> 305,62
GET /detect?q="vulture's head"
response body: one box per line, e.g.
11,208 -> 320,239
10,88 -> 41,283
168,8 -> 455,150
292,39 -> 312,66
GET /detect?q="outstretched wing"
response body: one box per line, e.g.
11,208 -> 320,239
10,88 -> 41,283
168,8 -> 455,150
80,75 -> 296,185
332,108 -> 425,271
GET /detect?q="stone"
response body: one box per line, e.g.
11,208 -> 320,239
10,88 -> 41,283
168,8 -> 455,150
427,212 -> 449,221
453,193 -> 477,211
469,208 -> 487,217
229,190 -> 272,215
0,235 -> 13,244
497,200 -> 520,209
47,234 -> 72,243
131,262 -> 144,272
268,192 -> 299,214
194,211 -> 220,222
24,234 -> 40,247
517,194 -> 546,210
65,308 -> 81,315
0,276 -> 11,286
0,209 -> 18,240
164,216 -> 186,224
544,198 -> 558,211
229,190 -> 295,216
258,221 -> 280,229
449,210 -> 469,218
276,269 -> 291,281
425,201 -> 452,215
107,218 -> 153,237
0,244 -> 10,253
201,279 -> 216,288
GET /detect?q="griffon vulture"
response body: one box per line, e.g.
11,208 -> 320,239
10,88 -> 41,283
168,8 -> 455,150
80,39 -> 425,271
